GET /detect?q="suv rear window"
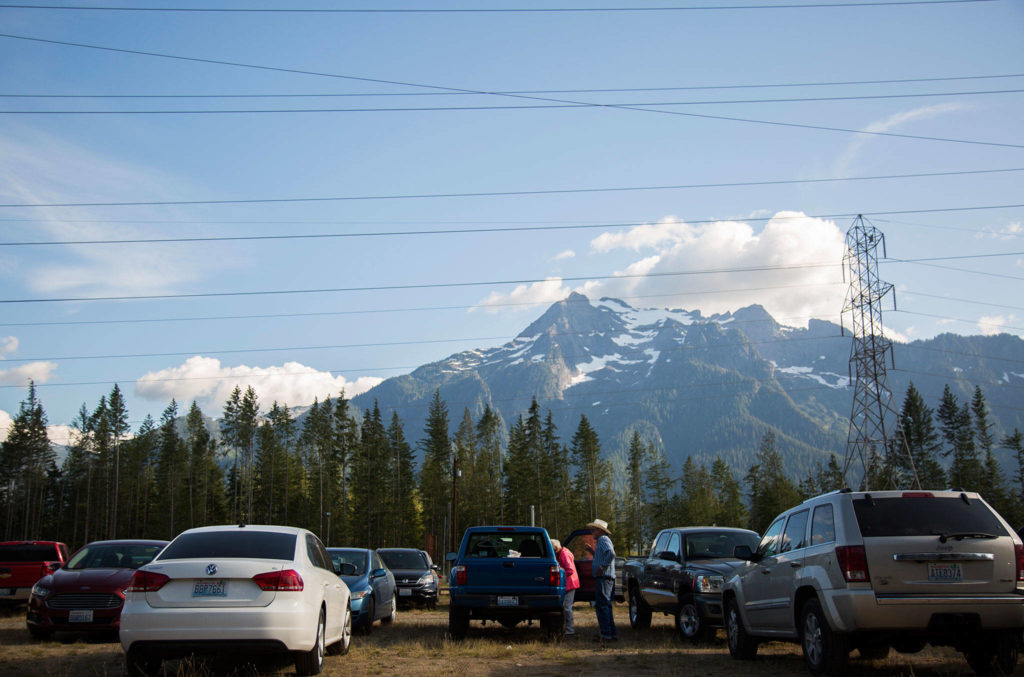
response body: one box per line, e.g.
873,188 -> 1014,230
158,531 -> 297,561
0,544 -> 61,561
466,532 -> 549,558
853,496 -> 1008,538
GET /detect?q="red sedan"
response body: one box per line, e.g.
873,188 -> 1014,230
27,539 -> 167,639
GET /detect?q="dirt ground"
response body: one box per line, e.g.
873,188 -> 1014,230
0,602 -> 1000,676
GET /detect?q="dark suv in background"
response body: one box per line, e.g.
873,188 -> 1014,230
723,489 -> 1024,676
377,548 -> 439,609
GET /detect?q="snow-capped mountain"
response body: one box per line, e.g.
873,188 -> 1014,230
351,293 -> 1024,476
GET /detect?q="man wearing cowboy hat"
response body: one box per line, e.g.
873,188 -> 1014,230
584,518 -> 618,641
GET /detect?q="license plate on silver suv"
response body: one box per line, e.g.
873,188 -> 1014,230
928,563 -> 962,582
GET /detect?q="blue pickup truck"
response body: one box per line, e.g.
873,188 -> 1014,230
446,526 -> 565,640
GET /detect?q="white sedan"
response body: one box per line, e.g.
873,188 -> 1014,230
120,525 -> 351,676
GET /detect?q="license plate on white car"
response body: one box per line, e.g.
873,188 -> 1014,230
928,563 -> 963,582
192,580 -> 227,597
69,609 -> 93,623
496,596 -> 518,607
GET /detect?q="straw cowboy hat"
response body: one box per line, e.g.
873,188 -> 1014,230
586,519 -> 611,536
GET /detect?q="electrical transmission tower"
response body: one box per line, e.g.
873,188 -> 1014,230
841,215 -> 919,490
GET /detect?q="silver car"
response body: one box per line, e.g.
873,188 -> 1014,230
723,489 -> 1024,676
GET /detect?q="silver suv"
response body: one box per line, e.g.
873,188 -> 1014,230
722,489 -> 1024,676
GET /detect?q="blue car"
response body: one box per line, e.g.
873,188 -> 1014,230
327,548 -> 397,634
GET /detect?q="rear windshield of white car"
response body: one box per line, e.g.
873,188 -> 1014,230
853,496 -> 1008,538
0,544 -> 61,561
158,532 -> 297,561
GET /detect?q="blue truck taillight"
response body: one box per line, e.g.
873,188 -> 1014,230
453,565 -> 467,586
549,565 -> 560,587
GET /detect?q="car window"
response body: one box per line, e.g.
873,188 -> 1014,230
313,536 -> 332,571
465,532 -> 549,558
65,543 -> 163,570
667,532 -> 681,559
305,534 -> 331,570
757,518 -> 786,559
853,496 -> 1008,538
328,549 -> 368,575
650,532 -> 670,559
781,510 -> 809,553
372,552 -> 385,571
159,531 -> 297,561
684,531 -> 760,559
379,550 -> 428,570
811,504 -> 836,545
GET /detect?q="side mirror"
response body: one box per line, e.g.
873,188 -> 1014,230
372,568 -> 387,579
657,550 -> 679,563
333,562 -> 342,575
733,545 -> 754,560
431,564 -> 441,572
445,552 -> 457,562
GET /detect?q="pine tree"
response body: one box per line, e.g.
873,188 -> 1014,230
711,456 -> 747,527
899,383 -> 946,490
332,393 -> 360,542
475,405 -> 504,524
745,430 -> 801,533
387,411 -> 420,546
972,386 -> 1006,509
155,400 -> 187,539
1,382 -> 55,540
503,416 -> 531,525
106,384 -> 129,538
418,390 -> 451,562
569,414 -> 611,524
679,457 -> 716,526
643,444 -> 674,537
624,431 -> 646,556
1003,430 -> 1024,525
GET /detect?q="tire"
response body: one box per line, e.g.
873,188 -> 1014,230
326,605 -> 352,656
725,597 -> 758,660
448,605 -> 469,640
801,598 -> 849,676
857,645 -> 890,661
628,586 -> 652,630
676,599 -> 709,643
125,646 -> 160,677
361,597 -> 375,634
381,593 -> 397,625
965,631 -> 1019,677
543,611 -> 565,642
295,608 -> 326,676
27,625 -> 53,641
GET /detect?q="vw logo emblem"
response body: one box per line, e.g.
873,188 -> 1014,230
206,564 -> 218,576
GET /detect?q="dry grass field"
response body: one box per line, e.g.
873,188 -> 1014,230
0,602 -> 999,676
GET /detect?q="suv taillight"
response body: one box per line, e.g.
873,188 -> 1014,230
253,569 -> 304,591
1015,544 -> 1024,582
126,570 -> 170,592
836,545 -> 869,582
40,562 -> 58,577
452,565 -> 466,586
549,565 -> 560,587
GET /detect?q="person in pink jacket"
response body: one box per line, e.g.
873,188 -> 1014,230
551,539 -> 580,636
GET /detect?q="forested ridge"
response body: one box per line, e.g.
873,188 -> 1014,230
3,378 -> 1023,563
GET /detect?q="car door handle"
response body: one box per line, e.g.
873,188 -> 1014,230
790,562 -> 801,568
761,568 -> 772,574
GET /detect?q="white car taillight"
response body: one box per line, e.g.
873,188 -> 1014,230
253,569 -> 304,591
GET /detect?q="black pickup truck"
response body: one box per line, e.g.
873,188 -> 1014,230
623,527 -> 759,641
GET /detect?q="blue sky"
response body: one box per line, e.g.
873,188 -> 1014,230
0,0 -> 1022,441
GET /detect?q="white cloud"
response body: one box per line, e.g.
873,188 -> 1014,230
471,277 -> 572,313
978,315 -> 1020,336
834,103 -> 968,175
0,132 -> 231,297
134,356 -> 382,412
581,211 -> 846,323
0,409 -> 11,441
0,361 -> 58,385
0,336 -> 17,356
551,249 -> 575,261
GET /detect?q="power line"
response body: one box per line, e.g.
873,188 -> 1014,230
1,32 -> 1019,150
0,284 -> 844,328
1,166 -> 1022,207
902,290 -> 1024,312
0,1 -> 996,13
5,73 -> 1023,98
896,309 -> 1024,333
876,216 -> 1024,238
896,260 -> 1024,282
0,261 -> 842,304
6,88 -> 1023,113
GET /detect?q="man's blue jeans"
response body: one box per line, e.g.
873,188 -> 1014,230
595,577 -> 617,639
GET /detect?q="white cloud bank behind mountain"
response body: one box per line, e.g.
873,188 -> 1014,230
474,211 -> 847,326
135,356 -> 383,413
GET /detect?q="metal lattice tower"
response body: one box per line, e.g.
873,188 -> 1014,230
841,215 -> 919,490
